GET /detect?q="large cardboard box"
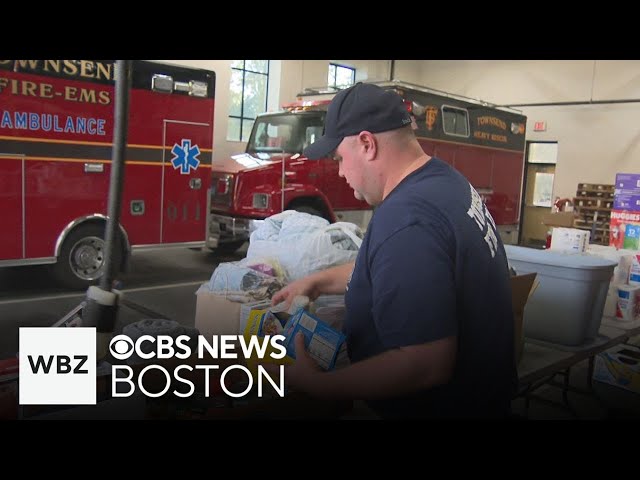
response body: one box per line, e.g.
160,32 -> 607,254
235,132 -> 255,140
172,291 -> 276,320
510,273 -> 538,364
195,286 -> 246,336
542,212 -> 576,228
194,285 -> 273,338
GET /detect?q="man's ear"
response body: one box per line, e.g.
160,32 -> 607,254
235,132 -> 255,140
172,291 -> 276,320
357,131 -> 377,159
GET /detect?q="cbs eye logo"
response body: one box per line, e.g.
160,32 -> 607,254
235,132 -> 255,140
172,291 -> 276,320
109,335 -> 135,360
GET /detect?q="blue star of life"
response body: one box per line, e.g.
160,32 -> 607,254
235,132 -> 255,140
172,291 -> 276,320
171,139 -> 201,174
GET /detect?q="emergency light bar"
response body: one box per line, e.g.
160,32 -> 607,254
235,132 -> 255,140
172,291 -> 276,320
152,74 -> 208,97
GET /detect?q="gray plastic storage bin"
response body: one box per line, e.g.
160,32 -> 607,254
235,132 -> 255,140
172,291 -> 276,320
504,245 -> 617,346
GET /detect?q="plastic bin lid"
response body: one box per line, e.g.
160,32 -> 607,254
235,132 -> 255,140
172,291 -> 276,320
504,245 -> 618,270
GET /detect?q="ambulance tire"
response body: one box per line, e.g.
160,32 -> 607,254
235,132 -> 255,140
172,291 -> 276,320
54,224 -> 122,290
211,240 -> 246,255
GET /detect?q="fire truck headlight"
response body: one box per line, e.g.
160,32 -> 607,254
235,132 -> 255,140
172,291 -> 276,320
252,194 -> 270,209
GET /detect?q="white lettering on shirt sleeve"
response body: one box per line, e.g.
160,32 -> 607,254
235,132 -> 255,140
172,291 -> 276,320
467,183 -> 499,258
484,224 -> 498,258
467,185 -> 486,230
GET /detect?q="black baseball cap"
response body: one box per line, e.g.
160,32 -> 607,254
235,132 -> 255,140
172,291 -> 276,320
303,82 -> 412,160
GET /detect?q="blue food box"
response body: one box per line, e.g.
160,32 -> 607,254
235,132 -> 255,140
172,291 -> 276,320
282,308 -> 346,371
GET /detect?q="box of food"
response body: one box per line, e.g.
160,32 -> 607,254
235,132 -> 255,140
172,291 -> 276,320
242,308 -> 293,376
281,309 -> 346,371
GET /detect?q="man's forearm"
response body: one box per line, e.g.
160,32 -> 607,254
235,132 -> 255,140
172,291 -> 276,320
311,261 -> 354,295
303,337 -> 456,399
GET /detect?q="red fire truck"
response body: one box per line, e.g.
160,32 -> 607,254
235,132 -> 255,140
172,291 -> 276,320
207,80 -> 527,251
0,60 -> 215,289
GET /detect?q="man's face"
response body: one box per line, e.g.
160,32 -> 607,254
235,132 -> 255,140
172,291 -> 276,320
334,136 -> 371,204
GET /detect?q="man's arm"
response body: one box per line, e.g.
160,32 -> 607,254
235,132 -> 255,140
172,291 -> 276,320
283,219 -> 459,399
285,333 -> 456,399
271,261 -> 354,307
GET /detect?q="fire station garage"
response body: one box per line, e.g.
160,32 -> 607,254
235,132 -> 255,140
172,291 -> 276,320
0,60 -> 639,421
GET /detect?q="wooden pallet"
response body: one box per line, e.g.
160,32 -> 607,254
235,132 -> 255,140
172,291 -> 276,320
571,183 -> 614,246
573,196 -> 613,209
576,183 -> 616,198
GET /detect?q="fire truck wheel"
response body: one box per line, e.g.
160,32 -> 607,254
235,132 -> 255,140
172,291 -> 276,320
292,205 -> 324,218
211,240 -> 246,255
54,224 -> 122,290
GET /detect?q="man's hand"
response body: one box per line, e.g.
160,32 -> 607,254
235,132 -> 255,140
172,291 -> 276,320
265,333 -> 323,395
271,276 -> 320,308
271,262 -> 354,309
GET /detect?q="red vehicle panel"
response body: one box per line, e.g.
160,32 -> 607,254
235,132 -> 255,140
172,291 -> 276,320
0,60 -> 216,288
0,156 -> 23,260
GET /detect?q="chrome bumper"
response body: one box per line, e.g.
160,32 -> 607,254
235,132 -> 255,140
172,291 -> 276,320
206,213 -> 264,248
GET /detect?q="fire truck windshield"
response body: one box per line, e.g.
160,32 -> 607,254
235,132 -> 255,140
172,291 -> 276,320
246,111 -> 325,156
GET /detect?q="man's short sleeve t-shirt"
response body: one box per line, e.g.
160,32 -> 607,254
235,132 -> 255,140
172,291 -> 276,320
344,157 -> 516,418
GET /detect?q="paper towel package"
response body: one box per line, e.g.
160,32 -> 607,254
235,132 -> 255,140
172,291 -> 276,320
550,227 -> 590,254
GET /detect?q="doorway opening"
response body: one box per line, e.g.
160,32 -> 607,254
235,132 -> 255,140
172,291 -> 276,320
518,141 -> 558,248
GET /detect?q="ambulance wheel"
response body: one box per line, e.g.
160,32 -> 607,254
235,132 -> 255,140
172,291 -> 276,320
54,224 -> 122,290
210,240 -> 246,255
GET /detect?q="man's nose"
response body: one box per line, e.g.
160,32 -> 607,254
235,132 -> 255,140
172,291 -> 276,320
338,164 -> 344,178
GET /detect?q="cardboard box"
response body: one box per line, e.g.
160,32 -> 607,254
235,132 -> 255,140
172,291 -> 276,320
194,285 -> 267,337
593,344 -> 640,394
542,212 -> 576,228
510,273 -> 538,364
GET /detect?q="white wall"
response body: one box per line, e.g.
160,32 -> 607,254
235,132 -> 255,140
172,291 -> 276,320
412,60 -> 640,200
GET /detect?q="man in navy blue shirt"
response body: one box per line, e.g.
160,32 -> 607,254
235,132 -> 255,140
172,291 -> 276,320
272,83 -> 517,419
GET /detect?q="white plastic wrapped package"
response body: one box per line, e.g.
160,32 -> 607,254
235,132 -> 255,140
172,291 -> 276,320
206,257 -> 286,302
251,210 -> 329,242
247,211 -> 363,281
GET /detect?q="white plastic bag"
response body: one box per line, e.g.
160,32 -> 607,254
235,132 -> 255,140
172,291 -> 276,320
247,221 -> 362,281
